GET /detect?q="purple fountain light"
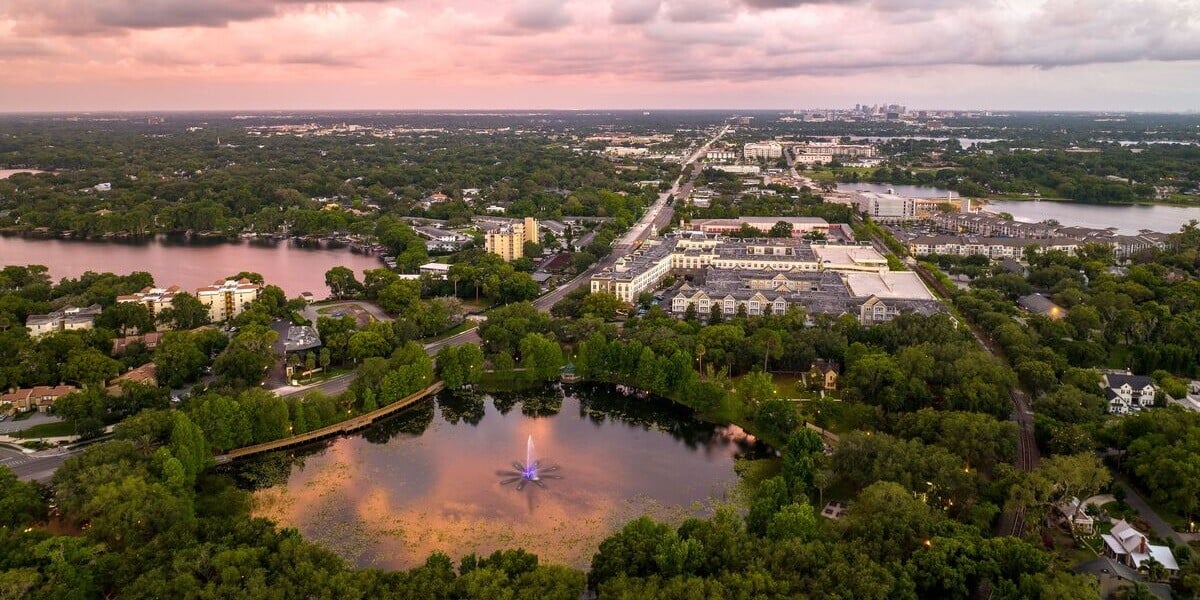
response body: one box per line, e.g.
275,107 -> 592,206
500,435 -> 561,490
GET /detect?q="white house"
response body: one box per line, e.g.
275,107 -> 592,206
1103,373 -> 1156,414
1101,520 -> 1178,576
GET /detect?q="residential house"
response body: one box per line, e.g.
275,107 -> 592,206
105,363 -> 158,396
1102,372 -> 1156,415
806,360 -> 840,390
111,332 -> 164,355
1056,497 -> 1095,533
1,385 -> 78,413
1101,520 -> 1178,577
1017,294 -> 1065,320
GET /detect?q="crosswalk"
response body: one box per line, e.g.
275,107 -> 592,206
0,455 -> 33,467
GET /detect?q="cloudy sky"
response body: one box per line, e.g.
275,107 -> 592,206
2,0 -> 1199,111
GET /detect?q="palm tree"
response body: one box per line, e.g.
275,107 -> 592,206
695,343 -> 706,376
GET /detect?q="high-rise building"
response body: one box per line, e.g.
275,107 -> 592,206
196,278 -> 262,322
484,217 -> 539,262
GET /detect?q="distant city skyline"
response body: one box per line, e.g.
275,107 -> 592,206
2,0 -> 1200,112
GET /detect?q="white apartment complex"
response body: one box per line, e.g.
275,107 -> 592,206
743,141 -> 784,161
196,278 -> 262,322
907,235 -> 1081,259
117,285 -> 182,318
25,305 -> 102,338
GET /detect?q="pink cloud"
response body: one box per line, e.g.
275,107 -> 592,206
1,0 -> 1200,110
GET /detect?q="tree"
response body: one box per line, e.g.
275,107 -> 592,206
0,466 -> 47,527
154,331 -> 207,388
97,302 -> 155,335
766,503 -> 817,541
348,330 -> 392,361
167,412 -> 210,486
769,221 -> 793,238
62,347 -> 121,386
519,333 -> 564,382
580,292 -> 626,320
156,292 -> 211,329
324,266 -> 363,300
437,344 -> 485,390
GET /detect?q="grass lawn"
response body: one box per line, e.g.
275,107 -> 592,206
459,298 -> 493,314
11,421 -> 77,439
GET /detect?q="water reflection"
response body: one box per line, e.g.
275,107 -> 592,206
237,384 -> 767,569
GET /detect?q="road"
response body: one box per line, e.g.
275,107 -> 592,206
4,446 -> 84,483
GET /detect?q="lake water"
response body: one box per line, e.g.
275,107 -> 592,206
0,169 -> 46,179
0,235 -> 383,297
981,200 -> 1200,235
837,182 -> 958,199
238,385 -> 763,570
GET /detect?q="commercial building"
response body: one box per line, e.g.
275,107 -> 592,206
117,285 -> 182,319
196,278 -> 262,322
419,262 -> 453,279
25,304 -> 102,338
853,191 -> 919,222
691,216 -> 832,238
744,141 -> 784,161
483,217 -> 539,262
591,233 -> 938,324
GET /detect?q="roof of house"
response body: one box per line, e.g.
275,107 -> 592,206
1017,294 -> 1063,316
1106,373 -> 1154,389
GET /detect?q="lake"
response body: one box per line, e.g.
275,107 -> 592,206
981,200 -> 1200,235
237,385 -> 764,570
837,182 -> 958,199
0,235 -> 384,297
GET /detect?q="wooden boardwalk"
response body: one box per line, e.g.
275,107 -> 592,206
214,381 -> 445,464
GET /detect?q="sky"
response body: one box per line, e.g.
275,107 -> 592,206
1,0 -> 1200,112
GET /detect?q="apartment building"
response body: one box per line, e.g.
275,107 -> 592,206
25,304 -> 102,338
906,235 -> 1080,259
743,141 -> 784,161
117,285 -> 182,318
484,217 -> 539,262
196,278 -> 262,322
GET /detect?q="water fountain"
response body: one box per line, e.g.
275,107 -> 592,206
499,435 -> 561,490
